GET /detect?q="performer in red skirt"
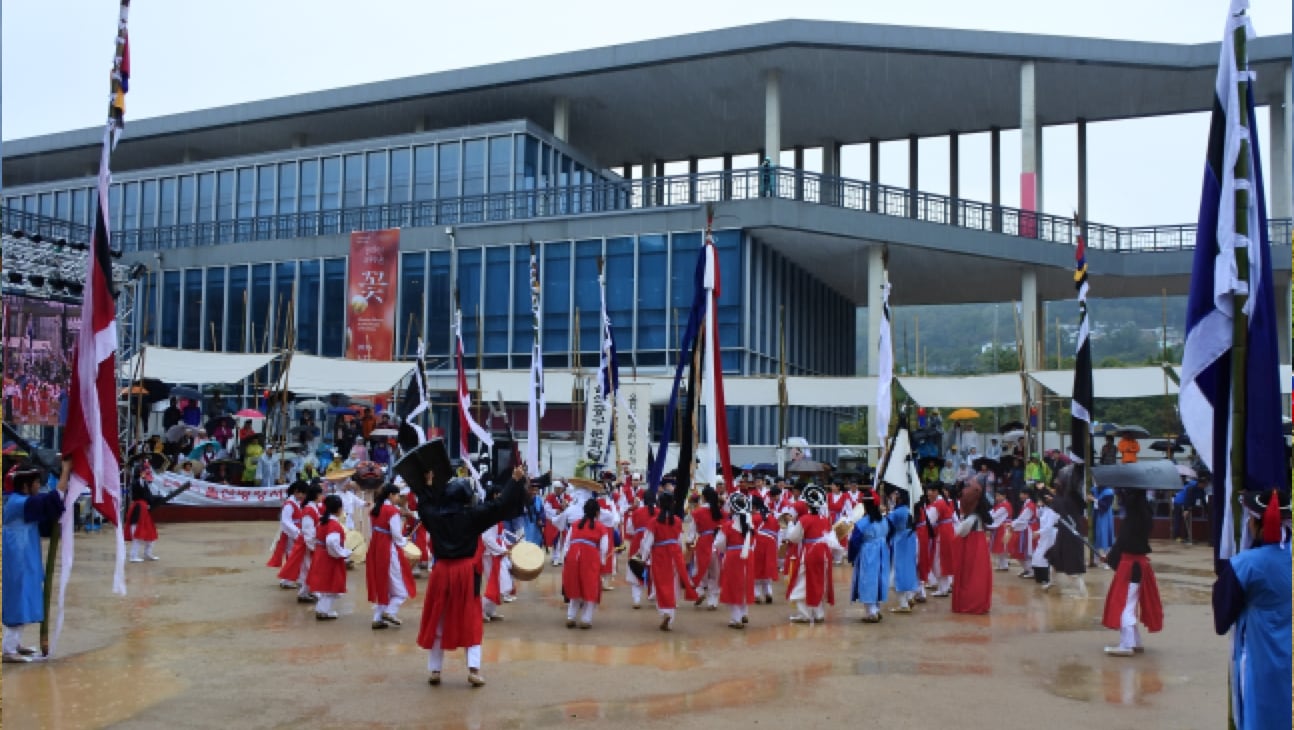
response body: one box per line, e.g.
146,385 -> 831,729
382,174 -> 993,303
562,499 -> 610,629
1009,490 -> 1039,577
306,495 -> 352,620
925,484 -> 960,597
689,487 -> 724,609
269,482 -> 305,586
987,490 -> 1014,571
367,485 -> 417,630
639,490 -> 699,631
913,494 -> 933,602
413,448 -> 528,689
1100,489 -> 1163,656
715,493 -> 756,628
785,486 -> 834,624
625,490 -> 654,608
124,469 -> 188,562
751,496 -> 780,604
279,483 -> 323,602
952,483 -> 993,615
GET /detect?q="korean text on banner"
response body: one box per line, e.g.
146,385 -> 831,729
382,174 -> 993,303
345,229 -> 400,360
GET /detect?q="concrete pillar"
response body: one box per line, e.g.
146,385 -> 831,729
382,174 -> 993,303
688,157 -> 699,204
867,246 -> 885,376
949,131 -> 960,225
655,159 -> 665,205
1269,75 -> 1291,219
553,98 -> 570,143
793,146 -> 804,201
821,140 -> 840,205
765,70 -> 781,173
868,138 -> 880,212
1077,118 -> 1089,227
908,135 -> 919,218
1020,61 -> 1042,229
722,153 -> 733,200
1020,269 -> 1040,371
990,126 -> 1002,231
643,159 -> 655,207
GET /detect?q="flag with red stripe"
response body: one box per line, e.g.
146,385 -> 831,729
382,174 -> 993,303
454,309 -> 492,479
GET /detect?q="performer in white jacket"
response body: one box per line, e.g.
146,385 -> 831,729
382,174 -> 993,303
1031,492 -> 1059,590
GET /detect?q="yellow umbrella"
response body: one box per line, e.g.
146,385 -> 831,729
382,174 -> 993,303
948,408 -> 980,421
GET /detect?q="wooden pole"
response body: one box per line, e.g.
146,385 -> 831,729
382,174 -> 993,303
1227,22 -> 1251,551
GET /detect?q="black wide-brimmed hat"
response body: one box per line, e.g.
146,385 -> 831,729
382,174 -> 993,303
392,438 -> 452,491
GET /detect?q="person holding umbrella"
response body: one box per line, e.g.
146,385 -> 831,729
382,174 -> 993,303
1117,432 -> 1140,463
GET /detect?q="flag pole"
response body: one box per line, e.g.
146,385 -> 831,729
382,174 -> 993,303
1226,19 -> 1250,551
43,0 -> 132,655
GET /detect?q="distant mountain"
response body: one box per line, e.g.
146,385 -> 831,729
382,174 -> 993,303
856,295 -> 1185,375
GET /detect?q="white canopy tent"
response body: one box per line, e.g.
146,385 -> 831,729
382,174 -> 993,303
1029,366 -> 1179,399
123,346 -> 275,385
282,355 -> 417,396
896,373 -> 1025,408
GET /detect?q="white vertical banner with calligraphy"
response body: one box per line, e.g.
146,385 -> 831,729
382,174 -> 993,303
615,382 -> 652,475
582,377 -> 612,467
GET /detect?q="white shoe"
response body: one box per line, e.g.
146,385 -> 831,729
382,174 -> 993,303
129,557 -> 144,563
1103,646 -> 1135,657
146,555 -> 160,561
501,594 -> 517,603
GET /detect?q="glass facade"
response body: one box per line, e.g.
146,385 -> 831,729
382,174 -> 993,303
6,125 -> 619,253
136,229 -> 853,447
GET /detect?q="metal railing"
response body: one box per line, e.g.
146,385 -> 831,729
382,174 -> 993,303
5,168 -> 1291,255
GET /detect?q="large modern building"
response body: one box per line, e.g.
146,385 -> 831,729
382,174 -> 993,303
4,20 -> 1292,450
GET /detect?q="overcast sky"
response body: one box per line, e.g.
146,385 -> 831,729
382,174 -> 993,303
2,0 -> 1291,227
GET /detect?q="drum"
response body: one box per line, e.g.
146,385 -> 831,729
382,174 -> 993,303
832,519 -> 854,546
345,530 -> 369,563
508,540 -> 545,581
402,541 -> 422,563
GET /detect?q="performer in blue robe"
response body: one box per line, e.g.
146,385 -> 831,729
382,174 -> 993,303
887,490 -> 920,612
3,462 -> 66,662
847,488 -> 889,623
1212,490 -> 1291,730
1092,484 -> 1115,557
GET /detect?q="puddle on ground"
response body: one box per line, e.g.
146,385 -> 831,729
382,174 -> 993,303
487,636 -> 703,670
2,640 -> 185,730
158,566 -> 247,580
1042,661 -> 1165,705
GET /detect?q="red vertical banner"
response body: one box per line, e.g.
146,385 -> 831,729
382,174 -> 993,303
345,229 -> 400,360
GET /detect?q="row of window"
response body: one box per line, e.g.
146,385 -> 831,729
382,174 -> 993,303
9,133 -> 606,234
136,231 -> 852,378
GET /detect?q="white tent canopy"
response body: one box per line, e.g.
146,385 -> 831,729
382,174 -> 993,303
283,355 -> 416,396
897,373 -> 1024,408
124,346 -> 275,385
1029,366 -> 1179,399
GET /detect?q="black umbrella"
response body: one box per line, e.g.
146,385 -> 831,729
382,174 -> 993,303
972,457 -> 1001,474
170,385 -> 202,399
1092,422 -> 1121,437
1116,425 -> 1151,438
1174,433 -> 1193,446
1091,460 -> 1182,490
1148,440 -> 1181,452
999,421 -> 1025,433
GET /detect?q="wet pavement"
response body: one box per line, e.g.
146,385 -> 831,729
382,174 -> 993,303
3,524 -> 1228,729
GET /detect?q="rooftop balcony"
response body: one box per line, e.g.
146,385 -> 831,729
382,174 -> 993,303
4,167 -> 1291,256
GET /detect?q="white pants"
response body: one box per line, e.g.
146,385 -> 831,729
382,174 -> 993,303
129,540 -> 156,560
566,599 -> 596,623
296,553 -> 314,597
1116,583 -> 1143,649
895,591 -> 914,608
630,583 -> 644,605
728,605 -> 748,623
756,579 -> 774,598
373,545 -> 410,620
793,600 -> 825,621
426,616 -> 482,671
315,593 -> 339,614
2,625 -> 27,654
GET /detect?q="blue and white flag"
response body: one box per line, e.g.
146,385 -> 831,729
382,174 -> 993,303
1179,0 -> 1288,565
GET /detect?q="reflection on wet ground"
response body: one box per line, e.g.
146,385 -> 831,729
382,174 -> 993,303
3,524 -> 1227,728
